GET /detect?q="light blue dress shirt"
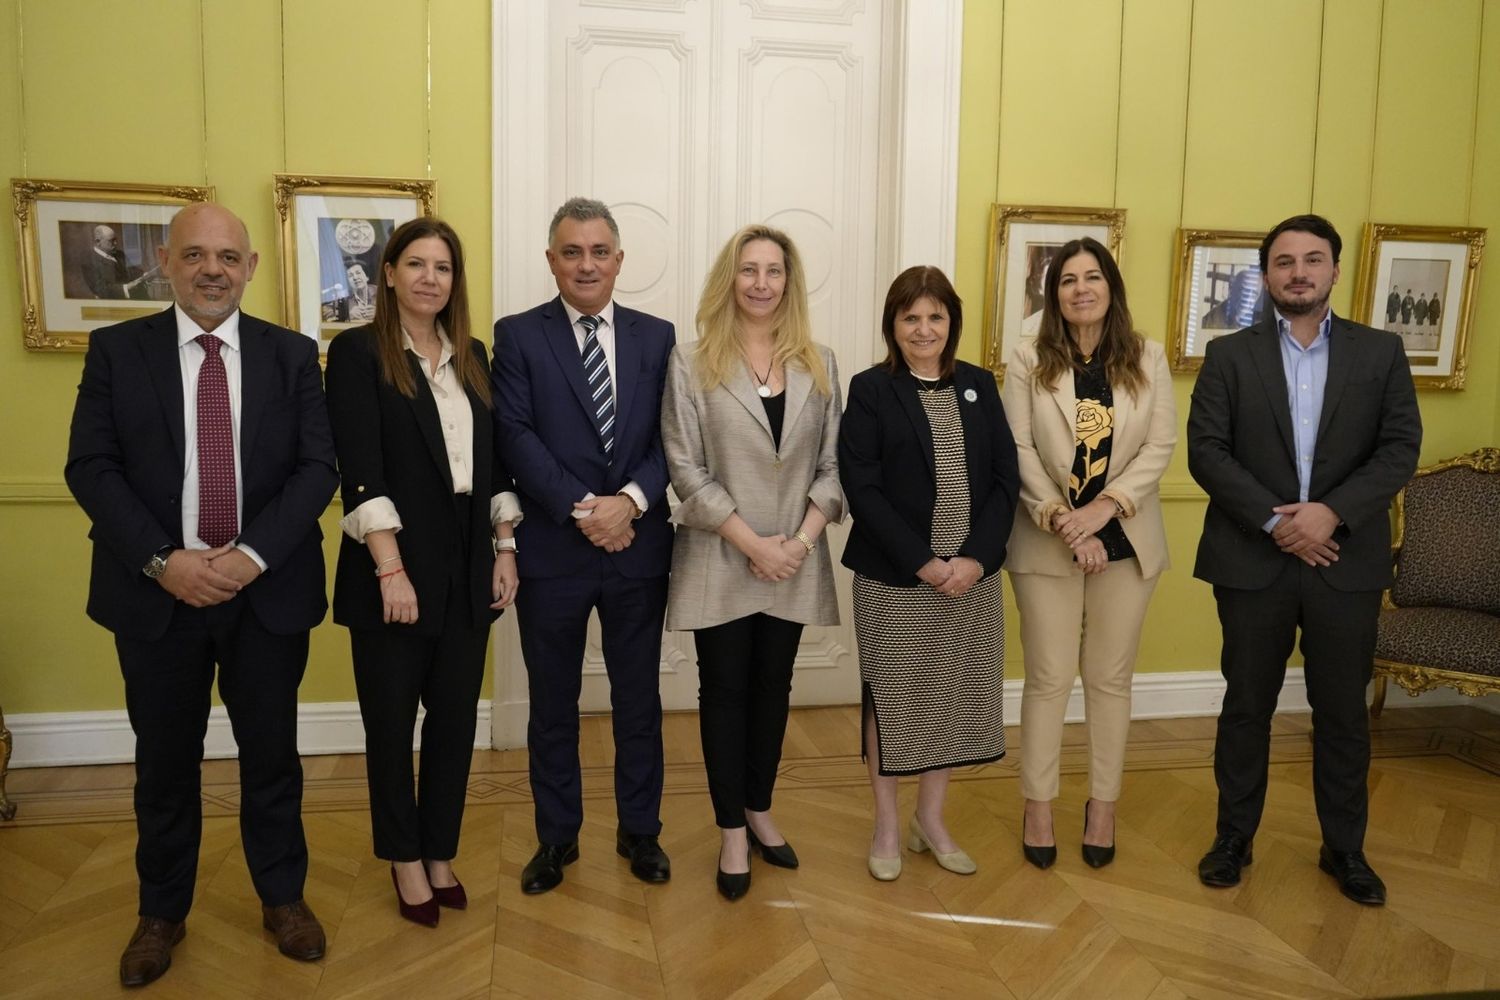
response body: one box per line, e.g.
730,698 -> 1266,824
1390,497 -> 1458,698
1263,308 -> 1332,533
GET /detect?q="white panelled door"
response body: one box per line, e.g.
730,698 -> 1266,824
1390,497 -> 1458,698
491,0 -> 961,744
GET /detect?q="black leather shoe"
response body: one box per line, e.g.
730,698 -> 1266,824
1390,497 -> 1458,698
521,841 -> 579,895
616,830 -> 671,883
1318,846 -> 1386,905
1198,833 -> 1253,887
1081,799 -> 1116,869
747,828 -> 800,869
1022,842 -> 1057,869
716,843 -> 751,901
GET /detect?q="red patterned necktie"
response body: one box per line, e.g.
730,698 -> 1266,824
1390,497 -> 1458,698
195,334 -> 237,547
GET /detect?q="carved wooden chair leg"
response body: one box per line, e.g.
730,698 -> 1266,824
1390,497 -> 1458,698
0,705 -> 14,821
1370,674 -> 1388,720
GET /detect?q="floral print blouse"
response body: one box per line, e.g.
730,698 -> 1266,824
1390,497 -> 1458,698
1070,356 -> 1136,562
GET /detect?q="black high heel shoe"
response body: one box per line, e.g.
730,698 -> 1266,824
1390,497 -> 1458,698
1022,803 -> 1057,870
1081,799 -> 1116,869
716,841 -> 751,900
747,827 -> 800,869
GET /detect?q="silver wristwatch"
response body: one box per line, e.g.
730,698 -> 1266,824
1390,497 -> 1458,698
143,546 -> 175,579
493,537 -> 518,554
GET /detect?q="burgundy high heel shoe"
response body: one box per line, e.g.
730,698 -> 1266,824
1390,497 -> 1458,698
428,874 -> 468,910
391,865 -> 439,927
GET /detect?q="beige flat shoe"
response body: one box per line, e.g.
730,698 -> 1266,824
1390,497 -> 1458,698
868,851 -> 902,881
907,817 -> 976,875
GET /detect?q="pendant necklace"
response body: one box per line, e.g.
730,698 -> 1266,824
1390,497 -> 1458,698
750,360 -> 774,398
912,371 -> 941,391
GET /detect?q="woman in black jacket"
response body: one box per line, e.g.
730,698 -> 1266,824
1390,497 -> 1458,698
838,266 -> 1019,881
325,218 -> 519,926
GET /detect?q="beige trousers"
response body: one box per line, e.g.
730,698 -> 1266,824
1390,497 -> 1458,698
1011,562 -> 1158,802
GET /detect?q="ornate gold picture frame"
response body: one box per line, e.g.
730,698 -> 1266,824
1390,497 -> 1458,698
1167,228 -> 1266,373
273,174 -> 436,350
981,204 -> 1126,383
11,179 -> 213,351
1350,223 -> 1486,390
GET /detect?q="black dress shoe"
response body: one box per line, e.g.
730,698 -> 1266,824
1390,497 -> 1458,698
1318,846 -> 1386,906
1081,799 -> 1116,869
521,841 -> 579,895
616,830 -> 671,883
1022,842 -> 1057,869
1197,833 -> 1253,887
1022,802 -> 1056,869
747,828 -> 800,869
717,843 -> 751,901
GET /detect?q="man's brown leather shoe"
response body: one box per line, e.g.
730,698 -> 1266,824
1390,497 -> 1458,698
262,900 -> 326,961
119,916 -> 185,987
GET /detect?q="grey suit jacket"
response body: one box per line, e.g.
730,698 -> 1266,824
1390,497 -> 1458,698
661,342 -> 845,631
1187,314 -> 1421,592
1003,338 -> 1177,578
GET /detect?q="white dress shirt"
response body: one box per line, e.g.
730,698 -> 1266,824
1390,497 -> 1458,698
558,299 -> 648,517
173,305 -> 265,570
340,327 -> 523,542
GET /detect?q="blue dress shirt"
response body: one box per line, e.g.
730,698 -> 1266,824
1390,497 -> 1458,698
1262,308 -> 1332,533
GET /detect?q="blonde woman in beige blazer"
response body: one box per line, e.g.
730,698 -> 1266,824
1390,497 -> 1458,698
661,224 -> 844,900
1002,237 -> 1176,871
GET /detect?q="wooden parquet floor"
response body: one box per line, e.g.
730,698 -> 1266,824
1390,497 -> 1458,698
1,705 -> 1498,999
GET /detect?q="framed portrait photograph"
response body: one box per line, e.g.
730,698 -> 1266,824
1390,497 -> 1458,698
273,174 -> 436,348
1351,223 -> 1486,389
1167,228 -> 1268,372
981,204 -> 1126,382
11,179 -> 214,350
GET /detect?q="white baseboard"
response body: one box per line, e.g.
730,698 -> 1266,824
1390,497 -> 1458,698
1008,667 -> 1493,728
6,671 -> 1492,769
6,700 -> 492,769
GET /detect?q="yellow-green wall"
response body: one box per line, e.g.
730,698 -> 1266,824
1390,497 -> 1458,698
0,0 -> 492,712
955,0 -> 1500,677
3,0 -> 1497,712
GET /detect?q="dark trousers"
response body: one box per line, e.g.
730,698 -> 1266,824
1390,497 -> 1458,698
1213,561 -> 1381,851
692,613 -> 805,829
115,598 -> 309,922
515,560 -> 668,845
349,581 -> 489,862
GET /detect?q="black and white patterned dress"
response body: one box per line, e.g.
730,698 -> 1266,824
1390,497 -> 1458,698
852,384 -> 1005,775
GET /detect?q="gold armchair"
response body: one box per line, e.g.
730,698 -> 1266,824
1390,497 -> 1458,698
1371,448 -> 1500,716
0,705 -> 13,820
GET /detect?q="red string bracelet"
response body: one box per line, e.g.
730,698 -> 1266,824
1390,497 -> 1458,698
377,568 -> 406,580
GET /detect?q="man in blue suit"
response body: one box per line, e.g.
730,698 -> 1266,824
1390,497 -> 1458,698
493,198 -> 676,893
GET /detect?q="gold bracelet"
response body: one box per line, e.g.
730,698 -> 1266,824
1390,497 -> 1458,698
794,530 -> 814,553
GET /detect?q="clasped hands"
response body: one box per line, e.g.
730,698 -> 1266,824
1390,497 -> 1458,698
1270,501 -> 1341,567
574,494 -> 637,552
1053,498 -> 1116,575
156,545 -> 262,607
748,533 -> 809,582
917,555 -> 983,597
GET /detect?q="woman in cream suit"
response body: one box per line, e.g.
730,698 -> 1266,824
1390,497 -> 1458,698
1002,236 -> 1176,870
661,224 -> 844,900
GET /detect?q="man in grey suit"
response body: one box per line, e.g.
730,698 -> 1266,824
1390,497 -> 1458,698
1187,214 -> 1421,906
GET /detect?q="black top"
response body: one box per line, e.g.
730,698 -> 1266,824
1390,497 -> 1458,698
1071,356 -> 1135,562
838,361 -> 1020,586
761,390 -> 786,451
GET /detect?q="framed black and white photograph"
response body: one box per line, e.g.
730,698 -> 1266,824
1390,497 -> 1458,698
981,204 -> 1126,382
273,174 -> 436,349
1167,228 -> 1267,372
1351,223 -> 1486,389
11,179 -> 213,350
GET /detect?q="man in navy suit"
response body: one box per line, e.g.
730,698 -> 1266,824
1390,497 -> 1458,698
493,198 -> 676,893
65,203 -> 337,985
1188,214 -> 1420,906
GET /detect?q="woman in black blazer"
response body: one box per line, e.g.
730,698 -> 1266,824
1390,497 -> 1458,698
839,266 -> 1019,881
325,218 -> 519,927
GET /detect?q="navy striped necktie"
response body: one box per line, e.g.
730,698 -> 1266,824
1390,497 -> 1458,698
579,314 -> 615,460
